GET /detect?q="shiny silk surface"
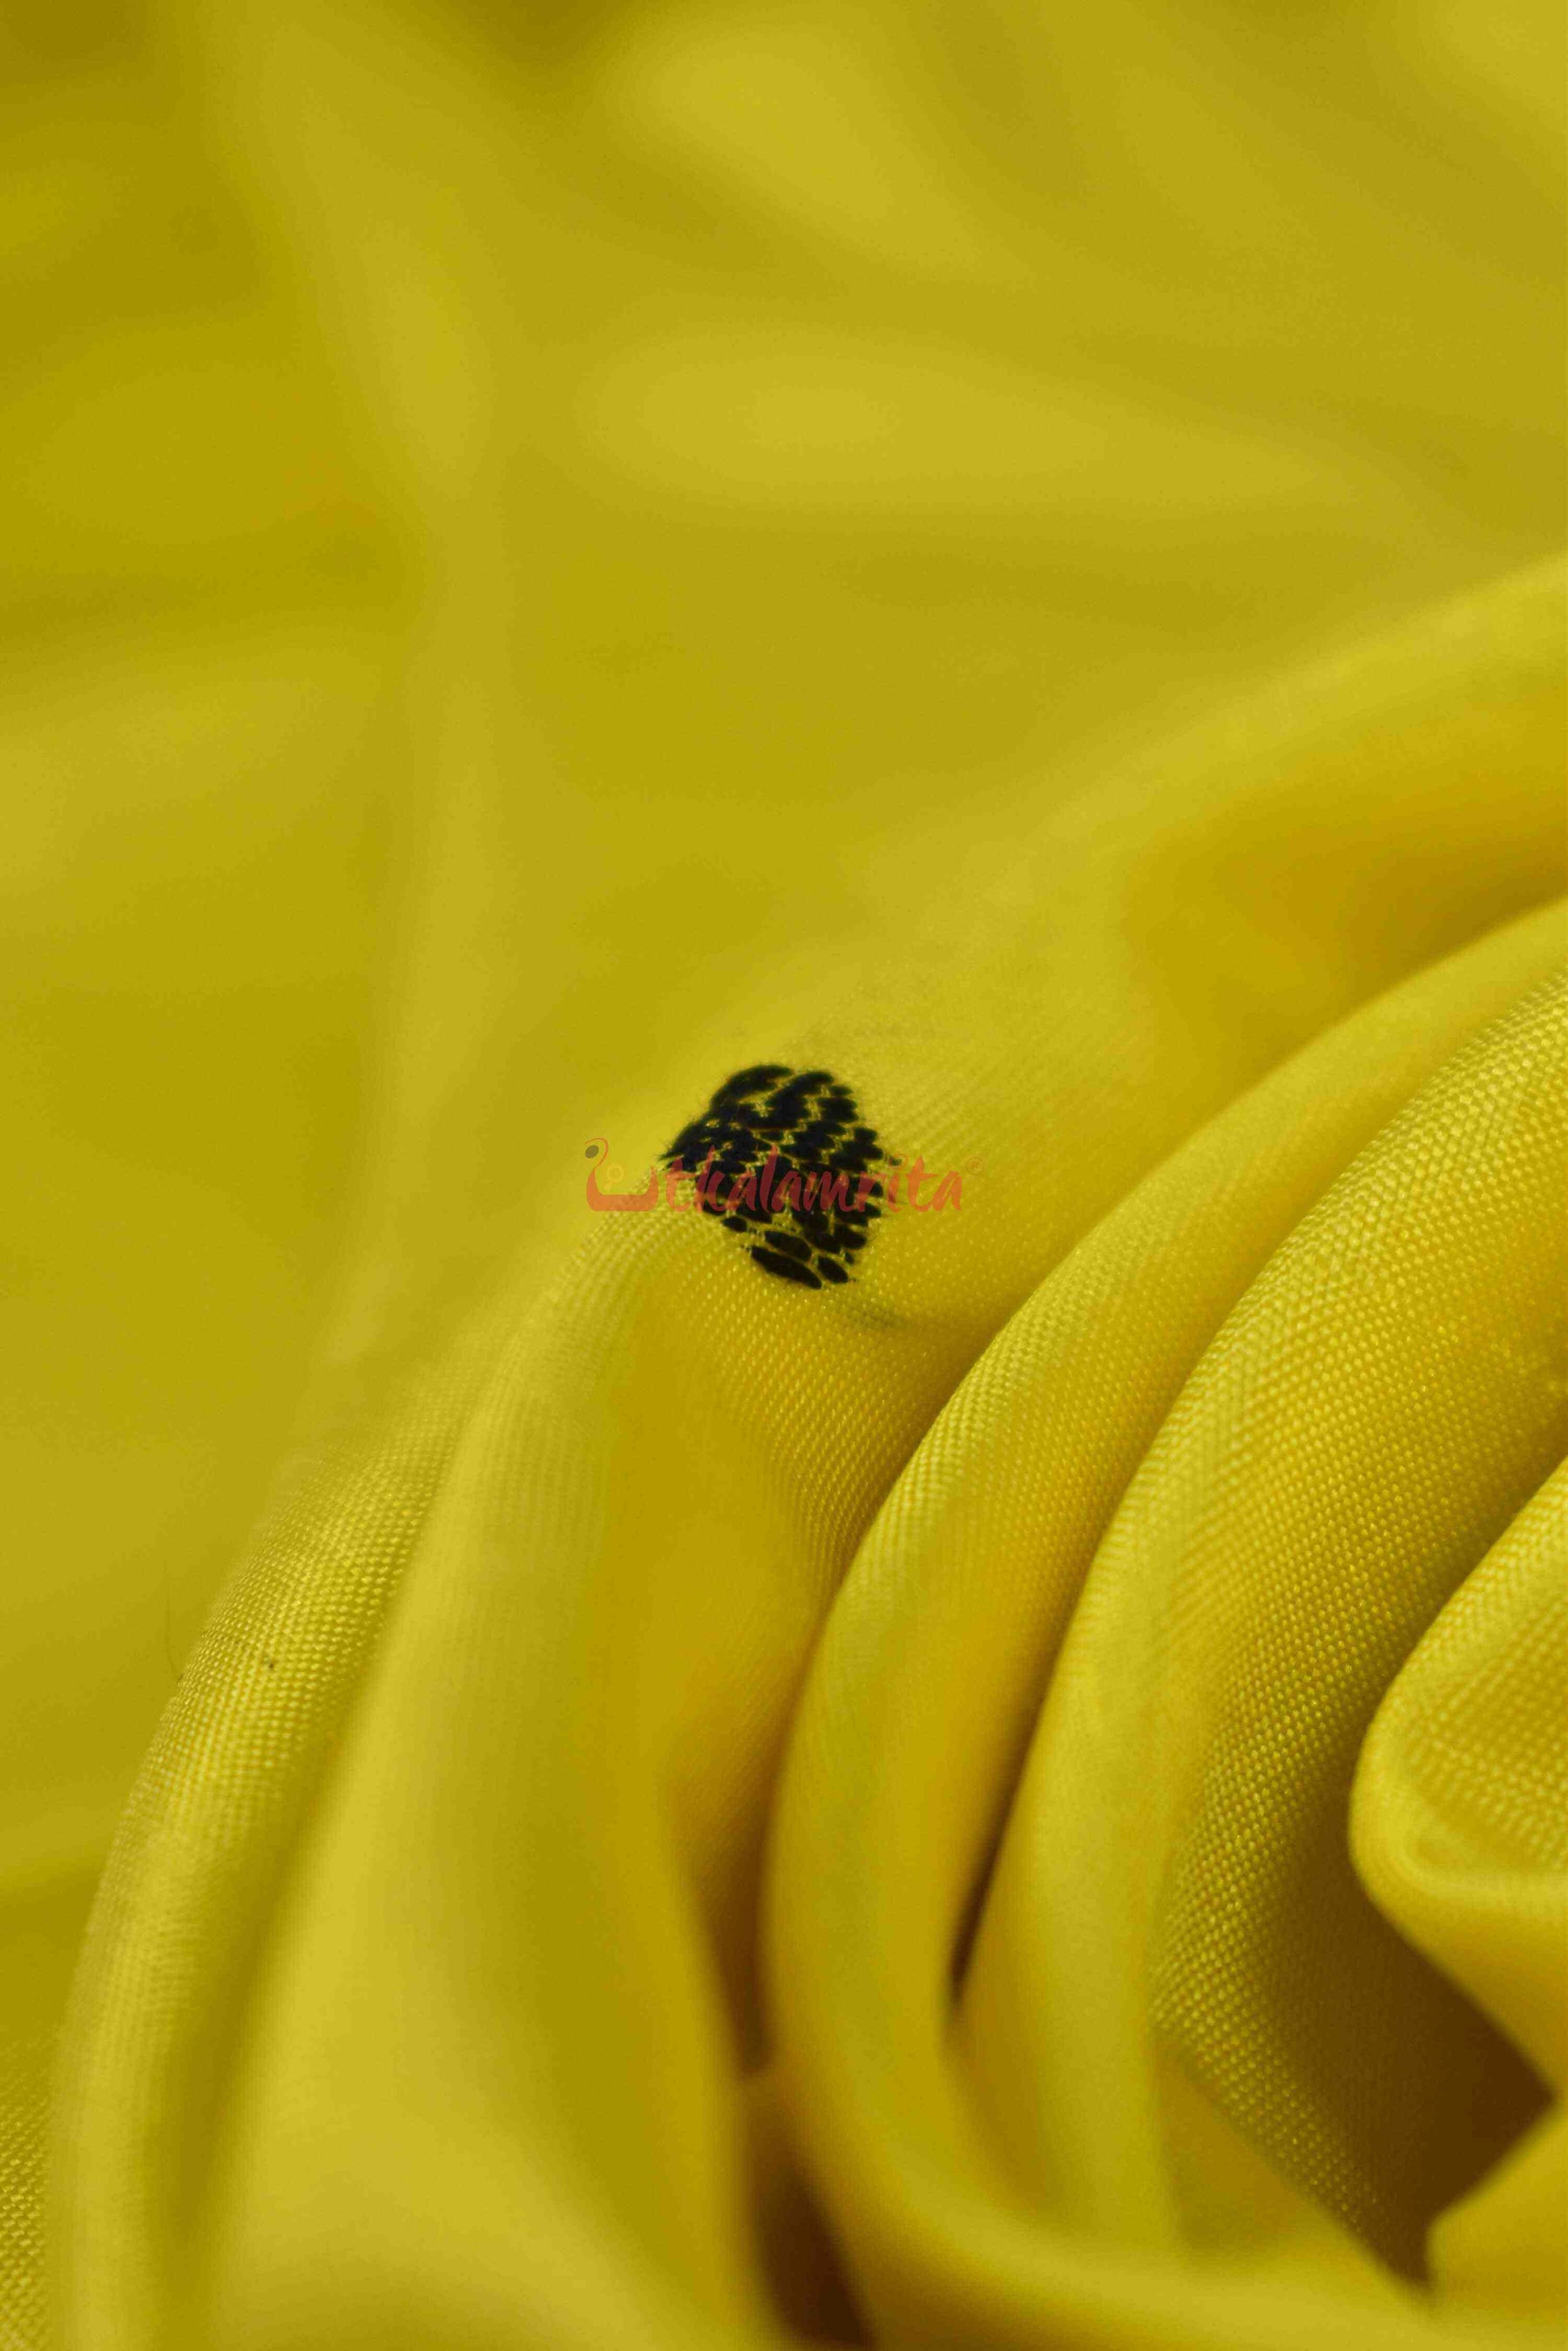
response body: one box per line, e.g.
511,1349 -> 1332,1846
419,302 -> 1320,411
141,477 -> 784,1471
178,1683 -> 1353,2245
2,2 -> 1565,2347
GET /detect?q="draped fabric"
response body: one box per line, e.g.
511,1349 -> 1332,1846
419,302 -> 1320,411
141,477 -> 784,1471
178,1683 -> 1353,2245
3,4 -> 1563,2348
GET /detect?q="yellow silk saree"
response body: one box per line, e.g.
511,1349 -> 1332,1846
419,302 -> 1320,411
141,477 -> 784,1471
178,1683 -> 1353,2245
3,3 -> 1563,2346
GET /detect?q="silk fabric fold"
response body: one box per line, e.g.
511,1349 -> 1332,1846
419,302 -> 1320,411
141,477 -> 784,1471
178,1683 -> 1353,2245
3,5 -> 1563,2348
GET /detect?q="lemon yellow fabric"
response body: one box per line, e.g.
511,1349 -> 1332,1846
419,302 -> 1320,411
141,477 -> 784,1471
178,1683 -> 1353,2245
3,3 -> 1565,2348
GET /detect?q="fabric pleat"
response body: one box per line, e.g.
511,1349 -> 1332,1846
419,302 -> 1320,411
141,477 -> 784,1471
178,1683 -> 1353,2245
2,4 -> 1563,2348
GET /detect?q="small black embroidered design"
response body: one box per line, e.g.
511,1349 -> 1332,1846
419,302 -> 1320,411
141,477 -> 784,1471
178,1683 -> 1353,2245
663,1066 -> 885,1290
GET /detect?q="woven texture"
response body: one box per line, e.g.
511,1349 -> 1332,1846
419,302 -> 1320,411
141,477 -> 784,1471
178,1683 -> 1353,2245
2,3 -> 1564,2348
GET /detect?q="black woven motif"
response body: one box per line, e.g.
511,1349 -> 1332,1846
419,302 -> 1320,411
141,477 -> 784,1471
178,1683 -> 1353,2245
663,1066 -> 884,1290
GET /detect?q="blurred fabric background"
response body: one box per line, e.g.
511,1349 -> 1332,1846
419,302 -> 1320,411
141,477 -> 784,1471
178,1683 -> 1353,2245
1,3 -> 1562,2345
